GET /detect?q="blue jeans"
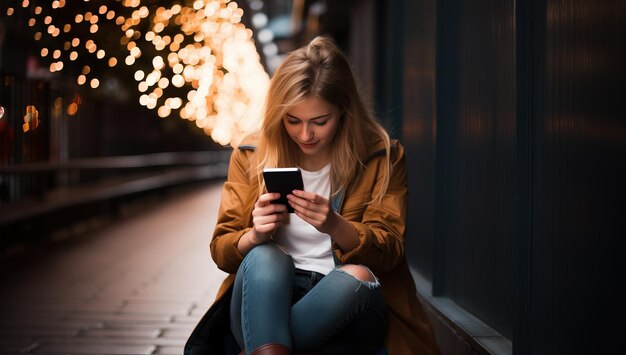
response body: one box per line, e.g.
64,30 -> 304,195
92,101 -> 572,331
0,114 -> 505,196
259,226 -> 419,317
230,244 -> 388,354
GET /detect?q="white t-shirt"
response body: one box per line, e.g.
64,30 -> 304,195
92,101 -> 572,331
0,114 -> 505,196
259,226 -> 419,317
273,164 -> 335,275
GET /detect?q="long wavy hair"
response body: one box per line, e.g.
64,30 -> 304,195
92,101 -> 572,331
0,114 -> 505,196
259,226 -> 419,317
254,36 -> 392,203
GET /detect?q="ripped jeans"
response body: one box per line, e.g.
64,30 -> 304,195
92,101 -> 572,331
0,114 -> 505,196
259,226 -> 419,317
230,244 -> 388,354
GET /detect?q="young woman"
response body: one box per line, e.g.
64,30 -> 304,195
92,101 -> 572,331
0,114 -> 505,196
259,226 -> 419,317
185,36 -> 440,355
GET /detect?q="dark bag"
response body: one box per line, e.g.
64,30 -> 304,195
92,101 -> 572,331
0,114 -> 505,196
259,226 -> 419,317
184,288 -> 240,355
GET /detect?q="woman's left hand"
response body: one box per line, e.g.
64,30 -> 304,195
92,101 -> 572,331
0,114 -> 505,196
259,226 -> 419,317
287,190 -> 338,235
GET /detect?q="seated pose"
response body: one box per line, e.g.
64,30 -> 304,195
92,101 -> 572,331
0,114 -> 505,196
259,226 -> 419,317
185,36 -> 440,355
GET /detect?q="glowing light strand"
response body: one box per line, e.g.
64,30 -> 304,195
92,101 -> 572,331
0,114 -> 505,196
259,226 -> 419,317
4,0 -> 269,147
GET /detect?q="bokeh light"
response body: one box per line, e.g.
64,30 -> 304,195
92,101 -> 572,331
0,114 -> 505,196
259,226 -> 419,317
5,0 -> 270,146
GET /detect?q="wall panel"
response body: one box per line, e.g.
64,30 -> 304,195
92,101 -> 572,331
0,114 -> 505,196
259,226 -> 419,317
435,0 -> 517,338
529,0 -> 626,353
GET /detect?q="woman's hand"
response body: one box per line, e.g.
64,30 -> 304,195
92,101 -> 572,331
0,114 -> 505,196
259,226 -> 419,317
250,192 -> 288,245
287,190 -> 360,252
287,190 -> 339,235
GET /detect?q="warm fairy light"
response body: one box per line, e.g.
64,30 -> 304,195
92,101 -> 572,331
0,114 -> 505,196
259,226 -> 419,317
54,97 -> 63,111
67,102 -> 78,116
23,105 -> 39,133
56,61 -> 64,71
145,71 -> 158,86
12,0 -> 269,146
152,56 -> 164,69
157,105 -> 171,118
168,97 -> 183,109
146,98 -> 157,110
158,77 -> 169,89
130,46 -> 141,57
138,6 -> 149,18
173,63 -> 183,74
165,97 -> 183,110
172,74 -> 184,87
134,70 -> 145,81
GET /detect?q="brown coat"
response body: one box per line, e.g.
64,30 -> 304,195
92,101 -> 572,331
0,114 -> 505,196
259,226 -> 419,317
203,135 -> 440,355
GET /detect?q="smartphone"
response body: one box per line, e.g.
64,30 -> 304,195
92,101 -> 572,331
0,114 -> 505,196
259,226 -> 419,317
262,167 -> 304,213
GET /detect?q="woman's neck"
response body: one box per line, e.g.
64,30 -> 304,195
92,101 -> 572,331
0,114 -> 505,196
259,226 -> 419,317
299,156 -> 329,171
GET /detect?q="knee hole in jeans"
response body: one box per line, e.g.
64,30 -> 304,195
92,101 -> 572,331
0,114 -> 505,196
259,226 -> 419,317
338,264 -> 377,283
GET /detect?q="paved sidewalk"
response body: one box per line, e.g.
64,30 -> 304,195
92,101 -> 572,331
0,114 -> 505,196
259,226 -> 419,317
0,182 -> 227,354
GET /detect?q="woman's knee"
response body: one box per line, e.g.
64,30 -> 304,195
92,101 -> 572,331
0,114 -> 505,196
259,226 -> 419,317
338,264 -> 378,284
244,243 -> 293,272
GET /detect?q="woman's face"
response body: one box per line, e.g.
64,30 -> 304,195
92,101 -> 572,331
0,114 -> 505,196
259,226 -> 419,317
283,96 -> 340,168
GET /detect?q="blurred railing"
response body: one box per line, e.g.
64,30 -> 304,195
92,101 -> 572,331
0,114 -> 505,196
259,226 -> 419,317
0,150 -> 230,227
1,71 -> 230,237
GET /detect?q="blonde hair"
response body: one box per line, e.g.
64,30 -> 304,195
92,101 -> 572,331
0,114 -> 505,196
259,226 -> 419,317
254,36 -> 392,203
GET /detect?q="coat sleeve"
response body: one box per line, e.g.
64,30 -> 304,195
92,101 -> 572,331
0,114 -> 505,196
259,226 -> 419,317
333,144 -> 408,273
210,148 -> 257,274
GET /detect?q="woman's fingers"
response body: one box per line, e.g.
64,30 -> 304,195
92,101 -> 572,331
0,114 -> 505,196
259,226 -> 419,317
252,193 -> 288,240
287,191 -> 333,231
254,193 -> 287,213
287,191 -> 326,212
255,192 -> 280,207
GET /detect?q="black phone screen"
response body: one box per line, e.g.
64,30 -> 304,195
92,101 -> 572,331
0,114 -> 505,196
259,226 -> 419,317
262,168 -> 304,213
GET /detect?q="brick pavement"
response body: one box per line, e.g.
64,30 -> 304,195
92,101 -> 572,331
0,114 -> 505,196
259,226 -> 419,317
0,182 -> 228,354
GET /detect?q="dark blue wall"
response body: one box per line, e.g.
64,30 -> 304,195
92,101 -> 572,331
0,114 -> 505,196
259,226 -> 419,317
524,0 -> 626,353
363,0 -> 626,353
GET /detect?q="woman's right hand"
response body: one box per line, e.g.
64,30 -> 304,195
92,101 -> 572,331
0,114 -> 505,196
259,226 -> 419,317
249,192 -> 288,245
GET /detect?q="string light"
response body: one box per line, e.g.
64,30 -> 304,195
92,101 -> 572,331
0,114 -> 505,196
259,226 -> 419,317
3,0 -> 269,146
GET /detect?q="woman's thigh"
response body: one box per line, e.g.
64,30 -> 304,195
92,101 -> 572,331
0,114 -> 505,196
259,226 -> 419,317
230,244 -> 295,350
290,266 -> 388,352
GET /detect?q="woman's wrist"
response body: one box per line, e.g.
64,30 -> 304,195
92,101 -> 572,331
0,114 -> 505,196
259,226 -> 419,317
327,212 -> 359,252
238,229 -> 262,255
